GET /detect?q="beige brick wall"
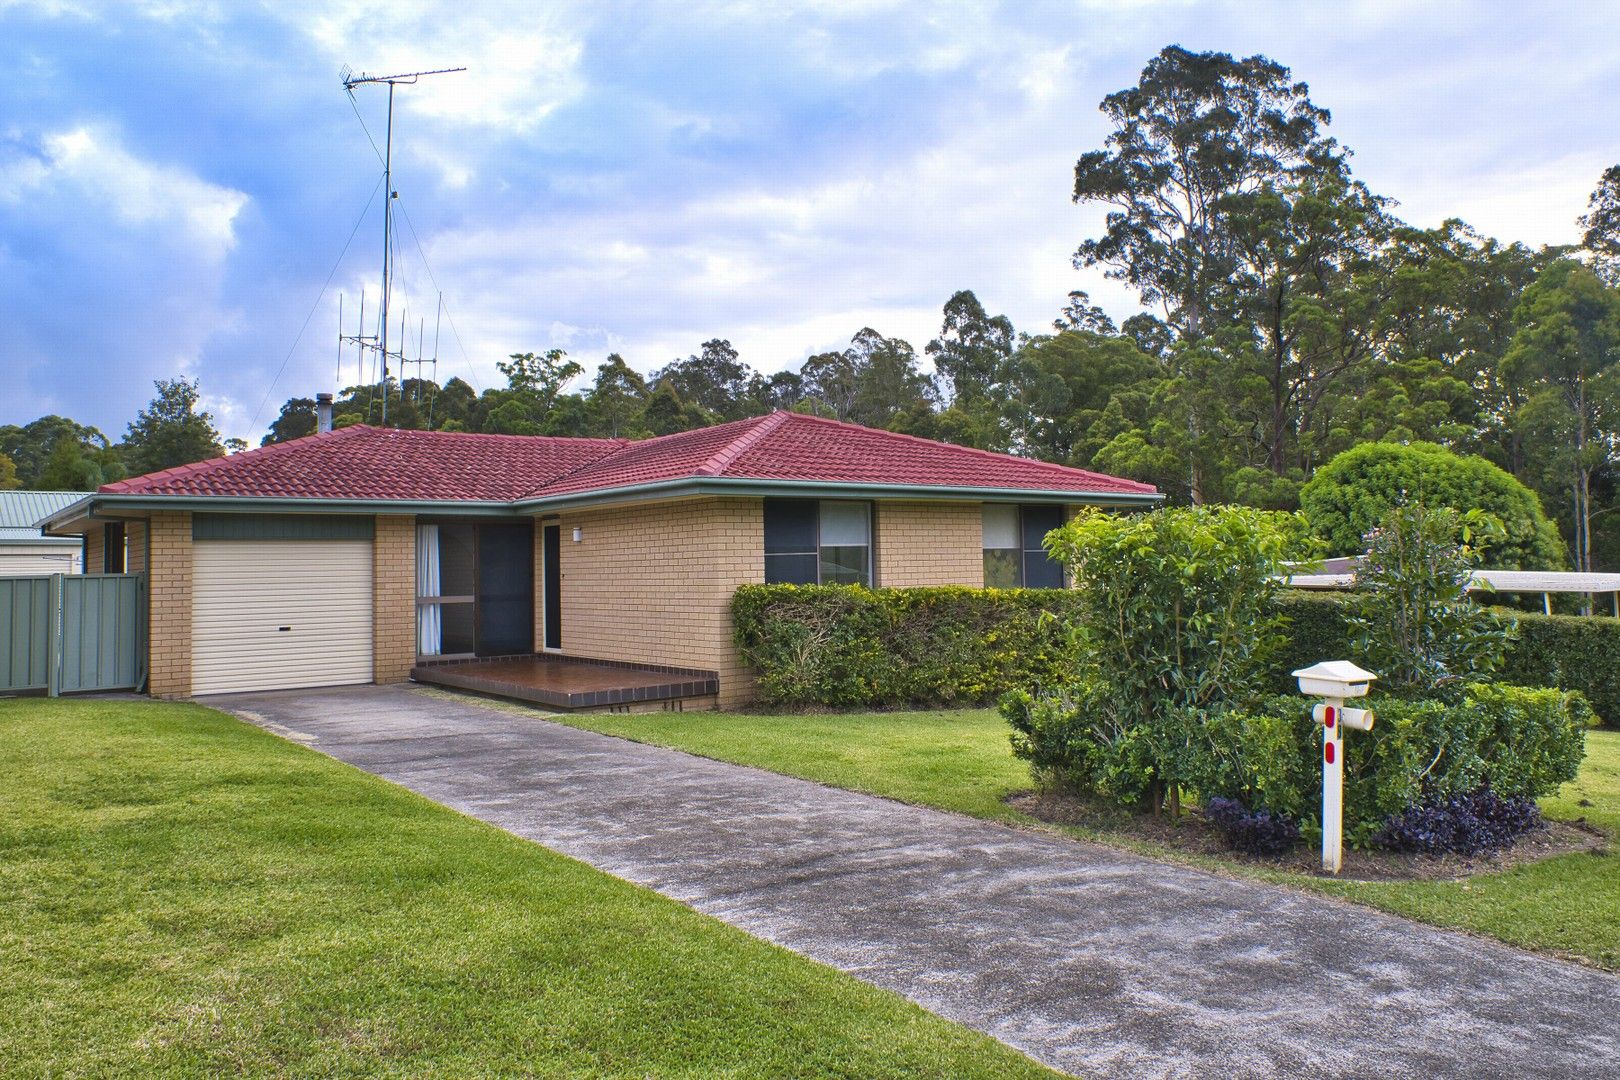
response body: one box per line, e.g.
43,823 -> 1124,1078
875,501 -> 984,587
146,511 -> 192,697
373,515 -> 416,684
539,497 -> 764,709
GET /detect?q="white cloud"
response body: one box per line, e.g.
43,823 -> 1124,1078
0,125 -> 247,258
293,1 -> 586,133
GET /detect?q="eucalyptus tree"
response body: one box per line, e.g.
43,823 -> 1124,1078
1503,259 -> 1620,574
1071,45 -> 1344,498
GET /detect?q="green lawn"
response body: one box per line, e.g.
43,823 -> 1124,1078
0,699 -> 1057,1079
557,705 -> 1620,970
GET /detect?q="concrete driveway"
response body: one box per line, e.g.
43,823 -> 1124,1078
215,684 -> 1620,1080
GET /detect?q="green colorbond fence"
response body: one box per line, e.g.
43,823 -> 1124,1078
0,573 -> 145,695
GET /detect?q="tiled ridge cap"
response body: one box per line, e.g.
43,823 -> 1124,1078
695,410 -> 791,477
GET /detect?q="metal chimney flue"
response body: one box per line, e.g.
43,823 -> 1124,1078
316,392 -> 334,434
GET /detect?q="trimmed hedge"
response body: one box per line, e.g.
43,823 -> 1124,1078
732,584 -> 1620,726
732,585 -> 1082,708
1274,591 -> 1620,727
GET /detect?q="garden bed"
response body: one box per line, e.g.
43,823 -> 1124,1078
1007,789 -> 1609,882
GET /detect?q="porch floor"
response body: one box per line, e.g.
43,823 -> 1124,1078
410,655 -> 719,711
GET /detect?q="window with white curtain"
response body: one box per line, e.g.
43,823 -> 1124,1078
416,523 -> 476,656
763,499 -> 872,586
982,504 -> 1066,588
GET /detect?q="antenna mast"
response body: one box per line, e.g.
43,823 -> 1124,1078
338,64 -> 465,425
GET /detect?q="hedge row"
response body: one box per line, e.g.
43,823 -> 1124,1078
734,584 -> 1620,725
731,585 -> 1083,707
1274,591 -> 1620,727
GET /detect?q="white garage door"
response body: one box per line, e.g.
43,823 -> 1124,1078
192,539 -> 374,695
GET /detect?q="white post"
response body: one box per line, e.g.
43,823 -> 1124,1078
1294,661 -> 1377,877
1321,698 -> 1345,874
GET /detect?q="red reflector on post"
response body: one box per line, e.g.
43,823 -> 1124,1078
1324,706 -> 1336,728
1324,742 -> 1336,764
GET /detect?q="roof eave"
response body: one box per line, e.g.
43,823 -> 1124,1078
514,476 -> 1164,513
42,493 -> 526,533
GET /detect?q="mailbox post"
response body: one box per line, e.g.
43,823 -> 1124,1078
1292,661 -> 1377,874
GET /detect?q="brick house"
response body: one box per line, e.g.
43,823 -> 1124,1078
43,411 -> 1159,709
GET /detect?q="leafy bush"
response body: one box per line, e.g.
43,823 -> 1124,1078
1025,506 -> 1302,805
1002,684 -> 1158,804
1348,503 -> 1517,696
731,585 -> 1084,708
1203,797 -> 1302,856
1192,685 -> 1590,845
1299,441 -> 1566,569
1373,789 -> 1544,856
1273,590 -> 1620,727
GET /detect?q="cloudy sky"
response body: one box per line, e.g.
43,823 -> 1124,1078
3,1 -> 1618,443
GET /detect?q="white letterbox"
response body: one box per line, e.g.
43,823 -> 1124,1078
1292,660 -> 1377,699
1294,660 -> 1378,875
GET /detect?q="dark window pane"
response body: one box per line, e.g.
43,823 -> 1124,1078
439,601 -> 476,655
984,549 -> 1021,589
765,552 -> 818,584
819,545 -> 869,586
764,499 -> 818,554
1020,505 -> 1063,552
1023,550 -> 1064,589
439,524 -> 476,596
103,523 -> 126,574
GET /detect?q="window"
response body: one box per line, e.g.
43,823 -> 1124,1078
416,523 -> 476,656
764,499 -> 872,586
983,505 -> 1065,588
102,522 -> 126,574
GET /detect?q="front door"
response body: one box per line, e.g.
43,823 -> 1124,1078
476,523 -> 534,655
542,524 -> 561,651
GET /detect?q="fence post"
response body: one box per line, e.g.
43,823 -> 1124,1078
46,573 -> 62,698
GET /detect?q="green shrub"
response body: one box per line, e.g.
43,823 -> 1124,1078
1273,591 -> 1620,727
731,585 -> 1083,708
1188,685 -> 1591,845
1002,683 -> 1158,804
1347,503 -> 1517,696
1033,506 -> 1301,804
1299,441 -> 1565,569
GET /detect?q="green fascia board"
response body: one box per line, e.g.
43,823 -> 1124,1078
512,477 -> 1165,513
42,494 -> 523,533
43,479 -> 1161,532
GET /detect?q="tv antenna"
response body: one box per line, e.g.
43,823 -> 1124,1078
337,65 -> 464,424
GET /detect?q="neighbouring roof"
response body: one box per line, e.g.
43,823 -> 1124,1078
0,490 -> 89,545
85,411 -> 1159,510
1286,567 -> 1620,595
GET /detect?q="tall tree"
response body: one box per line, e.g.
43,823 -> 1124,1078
121,378 -> 225,476
1219,170 -> 1392,477
652,340 -> 759,421
483,349 -> 585,435
1578,164 -> 1620,286
1502,259 -> 1620,574
263,398 -> 317,445
0,415 -> 116,488
584,355 -> 649,438
1071,45 -> 1342,499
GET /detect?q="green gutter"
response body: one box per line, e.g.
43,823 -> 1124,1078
41,494 -> 523,534
43,479 -> 1161,534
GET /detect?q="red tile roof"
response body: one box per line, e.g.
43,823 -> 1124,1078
99,425 -> 624,502
101,412 -> 1159,503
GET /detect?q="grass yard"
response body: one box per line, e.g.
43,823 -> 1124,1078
0,699 -> 1058,1079
558,706 -> 1620,970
